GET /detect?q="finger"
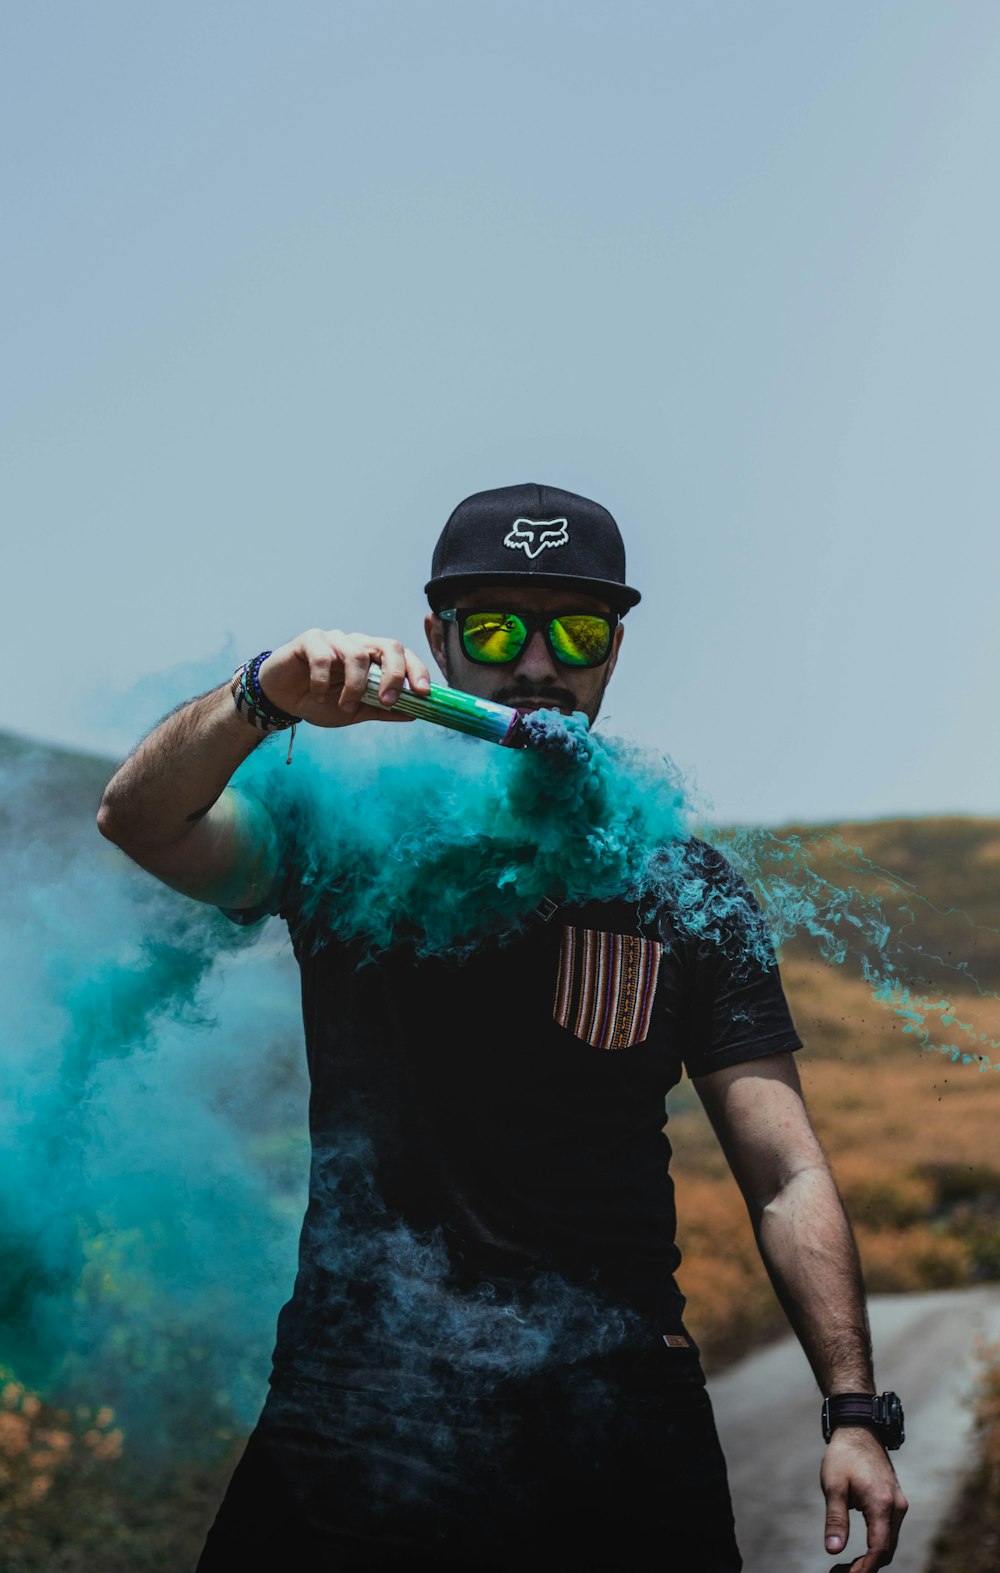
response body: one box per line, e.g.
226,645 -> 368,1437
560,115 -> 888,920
867,1478 -> 905,1566
369,638 -> 407,705
890,1488 -> 908,1547
338,639 -> 374,713
849,1491 -> 897,1573
300,628 -> 341,703
825,1482 -> 850,1560
404,647 -> 431,694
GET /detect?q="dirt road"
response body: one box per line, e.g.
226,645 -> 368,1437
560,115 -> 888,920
709,1286 -> 1000,1572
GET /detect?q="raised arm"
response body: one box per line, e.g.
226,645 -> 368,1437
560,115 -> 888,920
97,628 -> 430,908
693,1053 -> 907,1573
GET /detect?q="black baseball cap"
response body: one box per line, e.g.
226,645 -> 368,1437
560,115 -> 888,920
425,483 -> 641,614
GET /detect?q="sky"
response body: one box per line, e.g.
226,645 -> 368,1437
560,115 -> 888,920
3,0 -> 999,825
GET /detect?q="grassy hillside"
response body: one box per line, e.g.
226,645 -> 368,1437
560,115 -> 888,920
774,815 -> 1000,990
0,731 -> 115,838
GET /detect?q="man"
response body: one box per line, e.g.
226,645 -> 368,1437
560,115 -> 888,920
98,483 -> 907,1571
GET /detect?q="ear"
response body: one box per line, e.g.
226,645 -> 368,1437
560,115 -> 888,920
604,621 -> 624,683
424,611 -> 450,683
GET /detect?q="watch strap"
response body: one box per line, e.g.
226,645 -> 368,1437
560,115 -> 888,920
822,1391 -> 904,1449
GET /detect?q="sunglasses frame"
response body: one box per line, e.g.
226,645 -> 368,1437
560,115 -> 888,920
438,607 -> 619,669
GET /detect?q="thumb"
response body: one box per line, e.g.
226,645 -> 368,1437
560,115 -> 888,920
825,1484 -> 849,1556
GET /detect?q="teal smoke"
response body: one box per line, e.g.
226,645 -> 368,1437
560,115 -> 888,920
233,711 -> 695,957
0,738 -> 305,1447
2,718 -> 996,1459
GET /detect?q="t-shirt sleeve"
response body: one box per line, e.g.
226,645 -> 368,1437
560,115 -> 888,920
215,824 -> 297,918
216,789 -> 298,928
218,860 -> 300,929
670,841 -> 803,1079
215,833 -> 294,926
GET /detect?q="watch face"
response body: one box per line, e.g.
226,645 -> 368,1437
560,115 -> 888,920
881,1392 -> 905,1448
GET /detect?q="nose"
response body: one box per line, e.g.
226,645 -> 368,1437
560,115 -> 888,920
512,628 -> 559,684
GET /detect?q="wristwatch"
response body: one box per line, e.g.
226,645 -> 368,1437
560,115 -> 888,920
822,1392 -> 905,1450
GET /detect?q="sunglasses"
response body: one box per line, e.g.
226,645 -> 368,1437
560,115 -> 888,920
439,608 -> 617,668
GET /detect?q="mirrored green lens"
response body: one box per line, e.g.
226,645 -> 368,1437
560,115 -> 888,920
462,612 -> 527,663
549,615 -> 612,666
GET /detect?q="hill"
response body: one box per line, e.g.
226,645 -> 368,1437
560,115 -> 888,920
0,731 -> 115,827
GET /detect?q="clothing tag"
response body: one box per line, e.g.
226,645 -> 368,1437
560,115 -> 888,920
662,1334 -> 691,1350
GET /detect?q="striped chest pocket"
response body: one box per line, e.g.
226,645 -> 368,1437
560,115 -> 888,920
553,928 -> 663,1050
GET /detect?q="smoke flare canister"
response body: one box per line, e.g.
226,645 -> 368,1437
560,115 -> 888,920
361,665 -> 530,746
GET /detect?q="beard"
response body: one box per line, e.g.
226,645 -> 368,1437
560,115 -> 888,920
443,665 -> 612,728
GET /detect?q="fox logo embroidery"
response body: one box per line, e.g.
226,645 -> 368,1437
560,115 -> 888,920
502,517 -> 570,560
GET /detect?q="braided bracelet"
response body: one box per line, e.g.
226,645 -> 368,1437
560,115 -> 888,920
231,651 -> 302,762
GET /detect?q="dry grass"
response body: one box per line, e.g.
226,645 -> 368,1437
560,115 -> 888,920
927,1338 -> 1000,1573
671,953 -> 1000,1367
0,1367 -> 239,1573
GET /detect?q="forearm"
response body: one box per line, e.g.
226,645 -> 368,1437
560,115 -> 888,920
97,681 -> 262,859
754,1162 -> 874,1395
97,628 -> 430,905
699,1058 -> 906,1565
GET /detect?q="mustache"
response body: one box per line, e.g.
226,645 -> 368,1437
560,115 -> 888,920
494,683 -> 579,711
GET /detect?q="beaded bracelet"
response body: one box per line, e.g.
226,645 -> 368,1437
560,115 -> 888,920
231,651 -> 302,763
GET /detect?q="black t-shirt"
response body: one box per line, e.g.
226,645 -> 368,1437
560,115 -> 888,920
230,837 -> 801,1391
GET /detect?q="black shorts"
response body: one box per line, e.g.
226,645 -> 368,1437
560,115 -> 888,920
196,1355 -> 742,1572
